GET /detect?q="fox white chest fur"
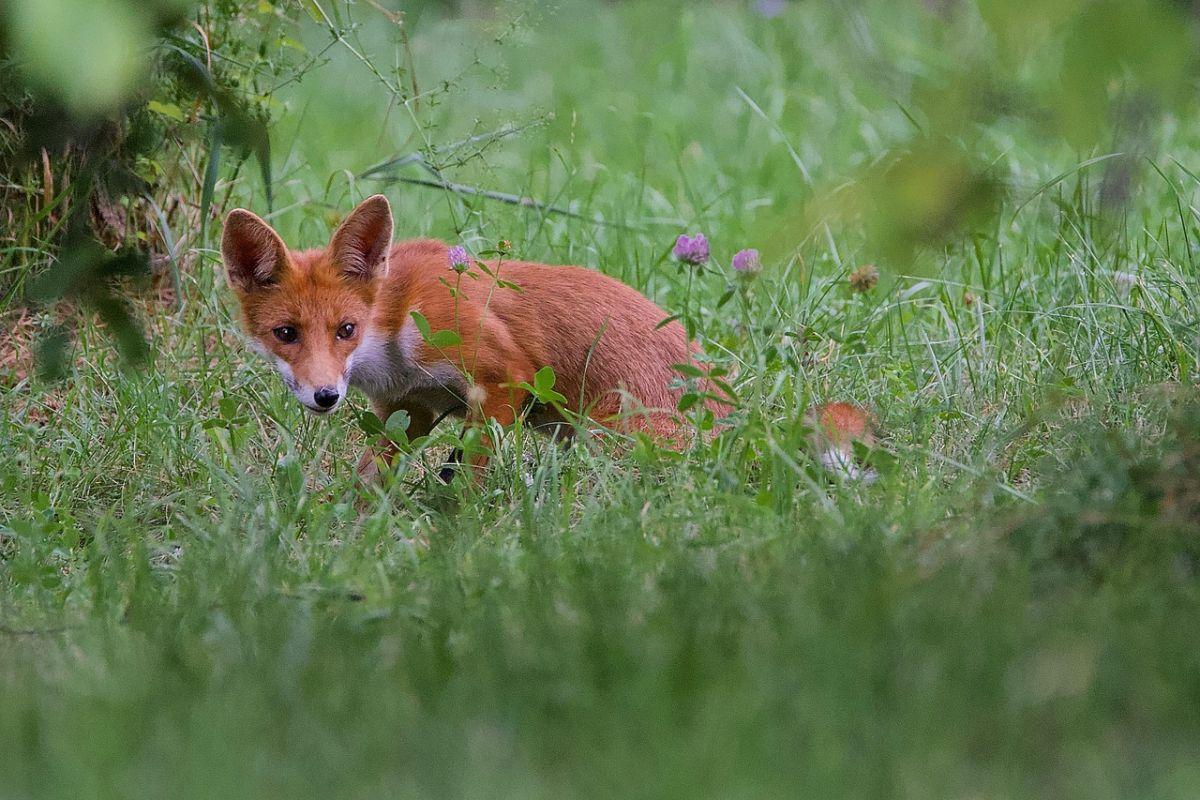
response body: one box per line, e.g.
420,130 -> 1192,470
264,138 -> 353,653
346,320 -> 468,416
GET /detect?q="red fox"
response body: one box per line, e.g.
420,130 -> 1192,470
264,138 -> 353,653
221,194 -> 729,477
805,401 -> 877,482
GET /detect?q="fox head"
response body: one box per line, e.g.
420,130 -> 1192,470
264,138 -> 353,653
222,195 -> 393,414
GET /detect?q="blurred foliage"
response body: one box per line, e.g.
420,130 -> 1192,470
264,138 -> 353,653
811,0 -> 1200,268
0,0 -> 304,372
1011,399 -> 1200,581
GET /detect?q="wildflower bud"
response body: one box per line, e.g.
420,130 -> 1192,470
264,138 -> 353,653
497,239 -> 512,255
848,264 -> 879,293
448,245 -> 471,274
732,248 -> 762,278
963,291 -> 975,307
673,233 -> 710,267
466,383 -> 488,410
756,0 -> 786,18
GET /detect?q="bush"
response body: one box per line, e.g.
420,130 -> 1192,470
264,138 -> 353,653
0,0 -> 303,370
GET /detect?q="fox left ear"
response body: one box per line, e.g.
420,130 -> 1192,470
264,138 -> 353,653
222,208 -> 290,292
329,194 -> 393,281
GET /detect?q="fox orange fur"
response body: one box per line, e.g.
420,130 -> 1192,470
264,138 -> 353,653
805,401 -> 877,481
222,194 -> 727,477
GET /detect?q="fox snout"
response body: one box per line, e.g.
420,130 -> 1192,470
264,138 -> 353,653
267,354 -> 348,414
313,386 -> 341,410
289,374 -> 348,415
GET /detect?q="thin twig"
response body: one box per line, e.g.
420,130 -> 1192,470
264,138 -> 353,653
357,119 -> 550,179
373,174 -> 646,231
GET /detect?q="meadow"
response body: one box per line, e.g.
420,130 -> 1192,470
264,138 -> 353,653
2,1 -> 1200,797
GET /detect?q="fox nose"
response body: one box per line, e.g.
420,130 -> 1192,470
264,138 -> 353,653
313,387 -> 340,409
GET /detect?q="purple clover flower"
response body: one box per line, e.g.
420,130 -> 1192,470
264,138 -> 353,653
755,0 -> 786,19
447,245 -> 471,273
732,248 -> 761,277
673,233 -> 710,267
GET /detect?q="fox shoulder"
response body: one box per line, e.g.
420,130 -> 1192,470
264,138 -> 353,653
390,238 -> 450,266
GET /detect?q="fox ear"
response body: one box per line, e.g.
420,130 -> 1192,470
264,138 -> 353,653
222,209 -> 289,292
329,194 -> 393,281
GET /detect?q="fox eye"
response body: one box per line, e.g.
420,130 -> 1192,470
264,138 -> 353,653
336,322 -> 356,340
273,326 -> 298,344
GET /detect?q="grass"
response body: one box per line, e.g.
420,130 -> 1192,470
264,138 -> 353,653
3,1 -> 1200,797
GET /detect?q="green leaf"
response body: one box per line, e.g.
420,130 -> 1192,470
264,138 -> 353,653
677,393 -> 700,412
91,293 -> 148,366
219,397 -> 239,421
428,330 -> 462,349
672,362 -> 706,378
385,410 -> 411,443
855,440 -> 896,476
522,367 -> 567,405
256,128 -> 273,214
356,411 -> 385,438
410,310 -> 432,340
385,410 -> 410,434
712,379 -> 739,403
533,365 -> 556,394
34,325 -> 70,381
147,100 -> 185,122
302,0 -> 327,23
200,117 -> 222,241
655,313 -> 682,330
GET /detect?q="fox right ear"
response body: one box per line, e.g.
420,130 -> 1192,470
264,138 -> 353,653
221,209 -> 289,292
